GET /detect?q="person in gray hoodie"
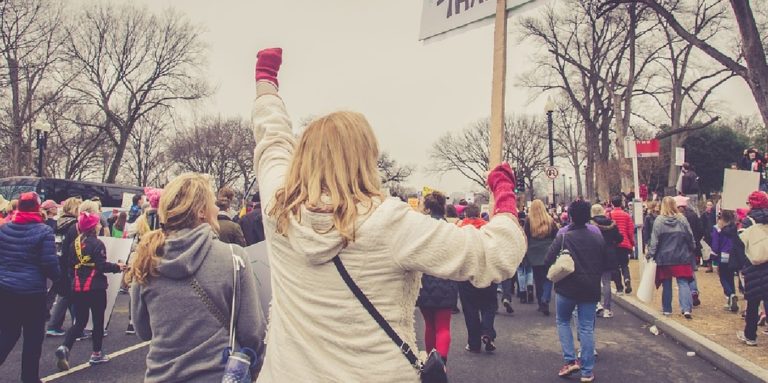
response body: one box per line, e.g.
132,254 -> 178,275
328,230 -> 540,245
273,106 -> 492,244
128,173 -> 266,383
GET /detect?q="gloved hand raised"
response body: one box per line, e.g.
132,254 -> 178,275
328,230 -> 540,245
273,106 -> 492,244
487,162 -> 518,216
255,48 -> 283,87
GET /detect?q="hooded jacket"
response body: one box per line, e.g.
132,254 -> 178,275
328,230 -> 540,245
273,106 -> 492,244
251,91 -> 526,383
131,224 -> 266,383
647,215 -> 695,266
216,212 -> 246,246
543,224 -> 607,302
0,221 -> 59,294
741,207 -> 768,301
711,223 -> 738,263
592,215 -> 623,271
54,215 -> 78,295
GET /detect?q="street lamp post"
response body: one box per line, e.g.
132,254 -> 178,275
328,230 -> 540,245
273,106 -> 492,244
35,121 -> 51,177
569,176 -> 573,202
545,96 -> 555,207
562,174 -> 566,203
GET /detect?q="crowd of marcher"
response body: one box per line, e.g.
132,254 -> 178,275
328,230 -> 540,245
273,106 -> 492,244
0,47 -> 766,383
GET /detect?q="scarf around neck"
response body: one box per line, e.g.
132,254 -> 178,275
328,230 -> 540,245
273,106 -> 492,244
13,211 -> 44,225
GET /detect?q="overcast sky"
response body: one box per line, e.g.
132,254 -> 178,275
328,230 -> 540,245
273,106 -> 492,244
101,0 -> 758,194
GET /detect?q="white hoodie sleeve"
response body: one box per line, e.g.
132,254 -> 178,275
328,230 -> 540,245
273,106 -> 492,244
389,203 -> 527,288
252,82 -> 296,212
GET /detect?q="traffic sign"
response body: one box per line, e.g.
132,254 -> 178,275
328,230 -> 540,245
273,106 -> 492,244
545,166 -> 559,179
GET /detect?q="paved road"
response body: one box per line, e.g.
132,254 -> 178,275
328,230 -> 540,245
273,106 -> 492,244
0,293 -> 739,383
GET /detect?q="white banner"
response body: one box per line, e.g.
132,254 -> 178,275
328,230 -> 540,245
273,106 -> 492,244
419,0 -> 533,40
94,237 -> 134,331
721,169 -> 761,211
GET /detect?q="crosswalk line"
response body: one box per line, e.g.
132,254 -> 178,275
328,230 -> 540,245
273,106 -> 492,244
41,341 -> 150,382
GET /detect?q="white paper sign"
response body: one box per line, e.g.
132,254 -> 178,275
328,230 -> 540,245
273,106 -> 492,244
675,147 -> 685,166
721,169 -> 760,210
121,192 -> 135,210
95,237 -> 134,331
419,0 -> 533,40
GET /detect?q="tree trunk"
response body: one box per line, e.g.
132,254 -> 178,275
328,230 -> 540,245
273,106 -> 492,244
106,133 -> 130,184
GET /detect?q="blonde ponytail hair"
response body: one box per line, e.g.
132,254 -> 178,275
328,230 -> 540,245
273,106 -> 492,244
128,173 -> 218,285
269,111 -> 382,246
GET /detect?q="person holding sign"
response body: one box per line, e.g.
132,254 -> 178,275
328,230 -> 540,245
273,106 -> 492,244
251,48 -> 526,382
55,206 -> 126,370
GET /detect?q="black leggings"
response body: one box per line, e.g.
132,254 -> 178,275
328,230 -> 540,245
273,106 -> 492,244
63,291 -> 107,352
0,289 -> 46,383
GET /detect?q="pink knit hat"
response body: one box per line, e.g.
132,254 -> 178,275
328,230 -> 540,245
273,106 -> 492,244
144,187 -> 163,209
673,195 -> 688,207
77,211 -> 100,232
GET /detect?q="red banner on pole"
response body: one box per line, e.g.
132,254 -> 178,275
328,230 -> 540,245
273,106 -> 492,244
635,140 -> 660,157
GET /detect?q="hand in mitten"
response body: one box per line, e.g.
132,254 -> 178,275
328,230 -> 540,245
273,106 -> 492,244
487,162 -> 518,216
255,48 -> 283,87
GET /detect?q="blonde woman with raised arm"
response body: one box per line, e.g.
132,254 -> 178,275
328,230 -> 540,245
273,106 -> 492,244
251,48 -> 527,383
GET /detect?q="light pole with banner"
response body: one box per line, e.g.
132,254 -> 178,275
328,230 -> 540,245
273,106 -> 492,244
35,120 -> 51,177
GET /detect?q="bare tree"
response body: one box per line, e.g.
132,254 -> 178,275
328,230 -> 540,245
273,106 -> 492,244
552,96 -> 588,197
378,152 -> 414,191
63,4 -> 208,183
123,110 -> 172,187
0,0 -> 67,176
429,116 -> 549,194
601,0 -> 768,144
168,116 -> 255,190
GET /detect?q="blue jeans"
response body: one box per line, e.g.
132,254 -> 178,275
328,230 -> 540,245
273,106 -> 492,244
541,280 -> 553,304
517,266 -> 533,292
718,263 -> 736,297
556,294 -> 597,377
661,278 -> 693,313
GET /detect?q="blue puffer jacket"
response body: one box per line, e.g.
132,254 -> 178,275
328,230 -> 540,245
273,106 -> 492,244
0,222 -> 60,294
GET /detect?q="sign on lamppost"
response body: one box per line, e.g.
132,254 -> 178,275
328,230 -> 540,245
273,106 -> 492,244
419,0 -> 534,40
545,166 -> 559,179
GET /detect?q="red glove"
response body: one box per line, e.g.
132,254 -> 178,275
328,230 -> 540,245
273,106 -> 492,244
255,48 -> 283,87
487,163 -> 518,216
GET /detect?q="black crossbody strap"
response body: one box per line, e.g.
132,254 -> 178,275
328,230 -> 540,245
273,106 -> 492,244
332,255 -> 421,369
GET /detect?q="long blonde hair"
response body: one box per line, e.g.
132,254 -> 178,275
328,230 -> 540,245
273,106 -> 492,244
659,196 -> 682,218
127,173 -> 218,285
269,111 -> 382,246
528,199 -> 555,239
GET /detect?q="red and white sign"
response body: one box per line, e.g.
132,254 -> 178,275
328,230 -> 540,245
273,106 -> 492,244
635,140 -> 660,158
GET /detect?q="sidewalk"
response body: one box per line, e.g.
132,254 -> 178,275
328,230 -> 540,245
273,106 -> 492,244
614,259 -> 768,382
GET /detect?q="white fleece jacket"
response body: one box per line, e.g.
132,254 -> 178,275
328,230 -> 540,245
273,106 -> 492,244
252,84 -> 527,383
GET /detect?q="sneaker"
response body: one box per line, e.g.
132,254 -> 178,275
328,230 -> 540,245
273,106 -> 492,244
736,331 -> 757,346
55,346 -> 70,371
729,294 -> 739,312
692,292 -> 701,307
558,361 -> 581,377
758,312 -> 766,326
46,329 -> 66,337
595,303 -> 605,316
502,298 -> 514,314
624,279 -> 632,294
89,351 -> 110,365
125,324 -> 136,335
602,309 -> 614,318
581,374 -> 596,382
481,335 -> 496,353
76,329 -> 92,341
662,312 -> 672,316
464,344 -> 481,353
683,312 -> 692,320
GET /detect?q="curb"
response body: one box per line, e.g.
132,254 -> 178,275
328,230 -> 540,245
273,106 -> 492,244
613,294 -> 768,383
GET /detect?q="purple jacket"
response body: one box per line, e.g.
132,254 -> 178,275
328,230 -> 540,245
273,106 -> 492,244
710,224 -> 737,263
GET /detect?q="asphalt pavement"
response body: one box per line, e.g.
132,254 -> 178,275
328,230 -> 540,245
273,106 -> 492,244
0,292 -> 739,383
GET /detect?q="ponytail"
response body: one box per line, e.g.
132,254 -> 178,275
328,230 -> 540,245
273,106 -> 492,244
127,229 -> 166,285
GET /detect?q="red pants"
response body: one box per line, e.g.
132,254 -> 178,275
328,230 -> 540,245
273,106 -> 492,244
420,307 -> 452,359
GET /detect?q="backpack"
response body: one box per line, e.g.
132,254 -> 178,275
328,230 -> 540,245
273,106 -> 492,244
739,217 -> 768,266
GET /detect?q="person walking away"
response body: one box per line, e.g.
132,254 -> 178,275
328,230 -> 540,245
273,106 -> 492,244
55,208 -> 126,370
457,204 -> 501,353
250,48 -> 526,382
129,173 -> 266,382
647,197 -> 696,319
415,192 -> 457,365
710,210 -> 741,312
41,200 -> 59,232
642,201 -> 659,254
46,198 -> 81,337
216,192 -> 247,246
0,192 -> 60,383
608,196 -> 635,294
111,212 -> 128,238
520,199 -> 559,316
680,162 -> 700,200
738,191 -> 768,345
240,192 -> 266,246
591,204 -> 623,318
675,195 -> 704,306
701,200 -> 717,273
544,200 -> 607,382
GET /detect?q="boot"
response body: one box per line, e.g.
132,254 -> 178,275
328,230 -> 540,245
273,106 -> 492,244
526,286 -> 535,304
519,290 -> 527,304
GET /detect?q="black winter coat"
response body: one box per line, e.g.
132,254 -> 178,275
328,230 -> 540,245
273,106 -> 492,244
592,215 -> 623,271
544,225 -> 607,303
523,221 -> 558,267
416,215 -> 458,309
240,209 -> 266,246
70,234 -> 121,292
743,262 -> 768,302
54,215 -> 78,295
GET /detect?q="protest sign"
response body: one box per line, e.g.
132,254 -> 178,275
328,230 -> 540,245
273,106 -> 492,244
419,0 -> 532,40
96,237 -> 133,331
721,169 -> 760,210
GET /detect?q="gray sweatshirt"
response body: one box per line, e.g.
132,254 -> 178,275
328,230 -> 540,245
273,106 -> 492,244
131,223 -> 266,383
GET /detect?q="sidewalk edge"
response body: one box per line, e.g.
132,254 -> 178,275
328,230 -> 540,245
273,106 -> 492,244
613,294 -> 768,383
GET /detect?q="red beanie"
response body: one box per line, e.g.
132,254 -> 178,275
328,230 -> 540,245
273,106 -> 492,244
748,191 -> 768,209
18,192 -> 41,212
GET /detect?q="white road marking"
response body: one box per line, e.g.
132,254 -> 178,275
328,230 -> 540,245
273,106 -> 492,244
41,341 -> 150,382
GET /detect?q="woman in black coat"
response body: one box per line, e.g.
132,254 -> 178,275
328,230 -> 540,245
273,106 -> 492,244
591,204 -> 623,318
415,192 -> 458,363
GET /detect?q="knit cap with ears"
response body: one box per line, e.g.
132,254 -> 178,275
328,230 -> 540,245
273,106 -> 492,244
748,191 -> 768,209
77,211 -> 100,233
18,192 -> 41,212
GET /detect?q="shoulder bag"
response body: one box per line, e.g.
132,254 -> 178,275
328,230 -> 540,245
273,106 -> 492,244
333,255 -> 448,383
547,232 -> 575,283
739,217 -> 768,266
